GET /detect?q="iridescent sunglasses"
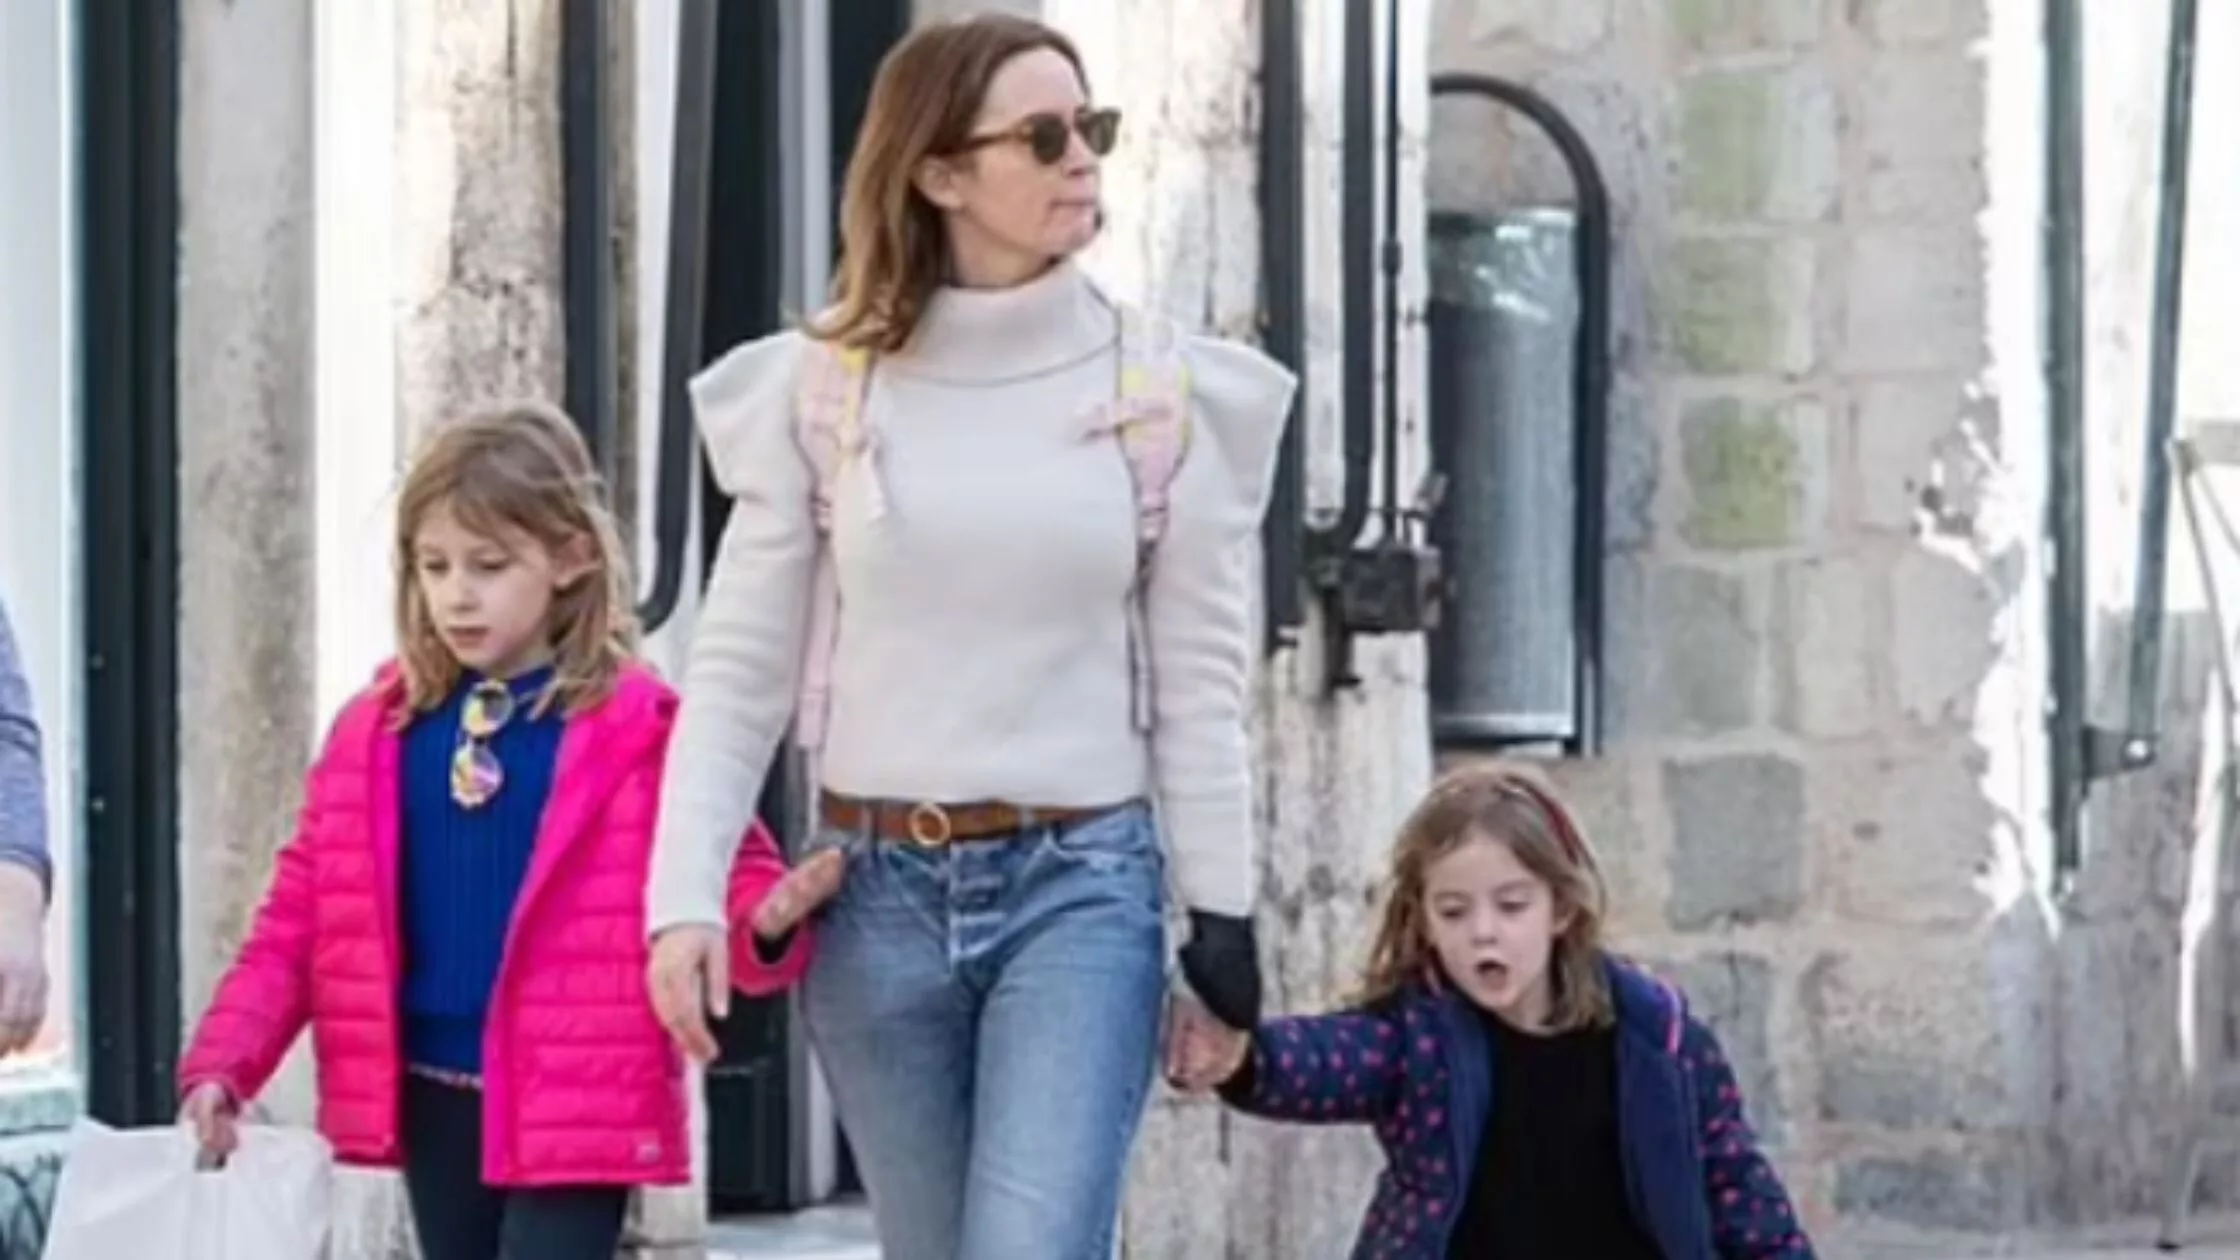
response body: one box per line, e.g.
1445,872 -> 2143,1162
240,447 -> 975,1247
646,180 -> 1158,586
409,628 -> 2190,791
953,106 -> 1120,166
450,680 -> 518,810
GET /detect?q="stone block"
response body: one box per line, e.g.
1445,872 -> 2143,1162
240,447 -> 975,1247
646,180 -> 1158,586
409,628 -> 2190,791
1607,560 -> 1769,738
1814,744 -> 1999,930
1662,953 -> 1786,1143
1889,547 -> 2002,727
1543,756 -> 1663,934
1223,1116 -> 1383,1259
1659,238 -> 1816,375
1832,1148 -> 2021,1232
1802,949 -> 2013,1134
1838,229 -> 1987,374
1678,396 -> 1830,549
1665,754 -> 1805,929
1851,377 -> 1987,535
1449,0 -> 1613,56
1669,0 -> 1824,57
1772,555 -> 1877,738
1677,66 -> 1838,223
1122,1096 -> 1235,1257
1852,53 -> 1989,220
1850,0 -> 1989,48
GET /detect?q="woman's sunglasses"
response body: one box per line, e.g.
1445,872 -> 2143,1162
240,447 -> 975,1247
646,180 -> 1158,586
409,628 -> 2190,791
954,106 -> 1121,166
450,679 -> 518,809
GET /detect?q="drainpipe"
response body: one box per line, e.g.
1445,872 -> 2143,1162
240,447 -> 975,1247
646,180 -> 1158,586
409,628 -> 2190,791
2043,0 -> 2089,882
1258,0 -> 1306,652
561,0 -> 618,488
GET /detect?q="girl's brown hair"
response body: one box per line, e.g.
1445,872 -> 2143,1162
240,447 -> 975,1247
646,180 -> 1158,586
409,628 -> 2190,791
392,401 -> 637,719
1360,761 -> 1615,1031
809,14 -> 1090,353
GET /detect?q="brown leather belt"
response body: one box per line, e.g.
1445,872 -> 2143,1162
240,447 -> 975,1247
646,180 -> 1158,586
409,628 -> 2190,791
819,791 -> 1114,848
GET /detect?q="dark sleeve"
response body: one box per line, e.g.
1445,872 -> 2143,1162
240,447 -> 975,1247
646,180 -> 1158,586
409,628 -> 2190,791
1686,1016 -> 1815,1258
1216,1006 -> 1406,1125
0,597 -> 51,897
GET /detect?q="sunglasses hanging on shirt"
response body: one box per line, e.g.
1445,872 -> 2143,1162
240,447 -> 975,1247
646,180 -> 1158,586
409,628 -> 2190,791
450,679 -> 518,809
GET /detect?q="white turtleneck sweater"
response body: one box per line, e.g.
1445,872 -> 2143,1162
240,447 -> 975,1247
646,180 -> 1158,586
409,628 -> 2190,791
646,261 -> 1297,931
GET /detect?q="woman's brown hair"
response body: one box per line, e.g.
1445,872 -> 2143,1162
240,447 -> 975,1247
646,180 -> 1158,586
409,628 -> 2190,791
392,400 -> 638,719
809,14 -> 1090,353
1359,761 -> 1615,1031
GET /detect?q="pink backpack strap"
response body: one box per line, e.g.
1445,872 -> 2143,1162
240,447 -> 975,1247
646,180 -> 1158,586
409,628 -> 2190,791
791,340 -> 878,753
1110,305 -> 1192,732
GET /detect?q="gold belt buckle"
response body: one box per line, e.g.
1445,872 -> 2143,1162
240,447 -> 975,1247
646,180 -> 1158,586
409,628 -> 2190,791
905,801 -> 954,848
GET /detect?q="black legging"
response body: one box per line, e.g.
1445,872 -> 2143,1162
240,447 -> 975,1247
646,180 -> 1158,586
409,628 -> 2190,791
398,1074 -> 629,1260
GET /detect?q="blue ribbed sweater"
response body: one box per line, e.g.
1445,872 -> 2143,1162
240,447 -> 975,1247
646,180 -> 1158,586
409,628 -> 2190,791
399,666 -> 563,1074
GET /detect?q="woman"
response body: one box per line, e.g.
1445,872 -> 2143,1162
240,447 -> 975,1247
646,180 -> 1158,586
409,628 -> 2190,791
644,14 -> 1295,1257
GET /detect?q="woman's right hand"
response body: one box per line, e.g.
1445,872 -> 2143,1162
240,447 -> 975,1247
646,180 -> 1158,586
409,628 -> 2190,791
179,1081 -> 238,1164
649,925 -> 731,1064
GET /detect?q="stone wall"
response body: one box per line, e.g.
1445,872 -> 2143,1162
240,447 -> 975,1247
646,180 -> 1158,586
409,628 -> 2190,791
1429,0 -> 2240,1247
1428,0 -> 2058,1247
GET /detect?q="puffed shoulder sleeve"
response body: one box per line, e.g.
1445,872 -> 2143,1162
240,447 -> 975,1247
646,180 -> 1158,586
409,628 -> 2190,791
1143,335 -> 1299,917
648,331 -> 820,935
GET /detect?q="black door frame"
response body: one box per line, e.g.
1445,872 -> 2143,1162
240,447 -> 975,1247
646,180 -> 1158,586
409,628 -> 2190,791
76,0 -> 184,1128
685,0 -> 909,1213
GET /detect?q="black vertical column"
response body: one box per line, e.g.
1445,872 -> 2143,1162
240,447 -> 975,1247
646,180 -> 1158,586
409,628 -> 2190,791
697,0 -> 796,1215
78,0 -> 184,1127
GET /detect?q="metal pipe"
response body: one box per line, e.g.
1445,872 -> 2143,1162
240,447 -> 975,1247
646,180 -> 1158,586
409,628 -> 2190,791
79,0 -> 184,1126
637,0 -> 720,632
2121,0 -> 2200,752
561,0 -> 618,488
1257,0 -> 1306,652
2044,0 -> 2090,880
1308,0 -> 1378,560
1376,0 -> 1404,544
1427,74 -> 1613,755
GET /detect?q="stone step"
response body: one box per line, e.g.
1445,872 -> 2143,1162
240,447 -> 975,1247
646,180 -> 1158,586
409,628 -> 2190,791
705,1202 -> 879,1260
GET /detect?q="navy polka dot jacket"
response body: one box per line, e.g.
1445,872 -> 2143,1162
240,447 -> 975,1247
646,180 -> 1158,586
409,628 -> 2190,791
1217,956 -> 1815,1259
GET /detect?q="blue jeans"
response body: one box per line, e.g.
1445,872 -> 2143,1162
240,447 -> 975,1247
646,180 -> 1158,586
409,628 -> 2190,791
801,800 -> 1169,1260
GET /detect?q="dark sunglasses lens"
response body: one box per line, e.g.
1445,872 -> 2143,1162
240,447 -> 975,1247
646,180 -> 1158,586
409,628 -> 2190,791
1079,109 -> 1119,157
1027,115 -> 1071,164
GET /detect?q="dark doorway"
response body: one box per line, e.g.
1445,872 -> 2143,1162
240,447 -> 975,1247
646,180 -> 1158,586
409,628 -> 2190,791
692,0 -> 907,1213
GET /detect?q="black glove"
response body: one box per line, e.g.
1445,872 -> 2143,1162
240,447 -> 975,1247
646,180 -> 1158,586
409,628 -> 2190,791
1177,910 -> 1262,1030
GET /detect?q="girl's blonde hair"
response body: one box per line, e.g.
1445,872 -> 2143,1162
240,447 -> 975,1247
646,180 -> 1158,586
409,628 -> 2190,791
392,401 -> 637,718
1360,761 -> 1615,1031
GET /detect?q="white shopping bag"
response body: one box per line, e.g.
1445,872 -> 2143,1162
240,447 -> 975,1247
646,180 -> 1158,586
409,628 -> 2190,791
41,1117 -> 333,1260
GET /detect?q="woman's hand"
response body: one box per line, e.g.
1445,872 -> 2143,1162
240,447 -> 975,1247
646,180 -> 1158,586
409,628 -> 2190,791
1163,993 -> 1250,1093
649,925 -> 730,1063
650,849 -> 847,1063
179,1081 -> 239,1165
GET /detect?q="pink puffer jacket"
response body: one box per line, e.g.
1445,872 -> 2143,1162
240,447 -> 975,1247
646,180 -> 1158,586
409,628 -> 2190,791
178,661 -> 809,1186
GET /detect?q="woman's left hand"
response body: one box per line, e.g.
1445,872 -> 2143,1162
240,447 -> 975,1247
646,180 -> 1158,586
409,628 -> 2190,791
1163,993 -> 1249,1093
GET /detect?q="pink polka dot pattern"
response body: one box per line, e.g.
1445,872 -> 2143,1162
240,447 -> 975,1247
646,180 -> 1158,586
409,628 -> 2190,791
1216,962 -> 1818,1258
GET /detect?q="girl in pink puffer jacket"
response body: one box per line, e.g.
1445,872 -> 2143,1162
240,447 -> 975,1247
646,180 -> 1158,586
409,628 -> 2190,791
176,403 -> 842,1260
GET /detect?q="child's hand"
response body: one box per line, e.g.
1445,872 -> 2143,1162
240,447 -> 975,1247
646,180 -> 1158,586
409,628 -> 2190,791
751,848 -> 846,940
1163,994 -> 1251,1094
179,1081 -> 238,1165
